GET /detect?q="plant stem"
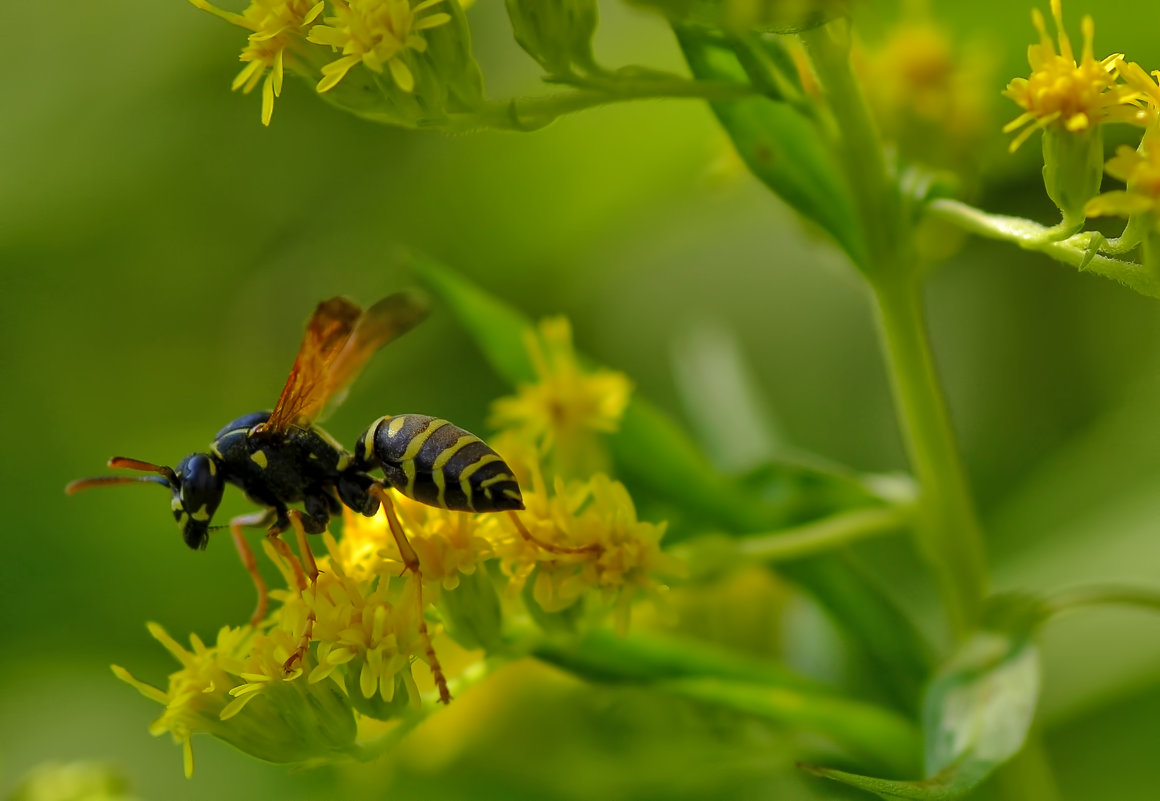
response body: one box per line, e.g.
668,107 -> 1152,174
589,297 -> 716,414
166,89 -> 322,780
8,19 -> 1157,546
1045,584 -> 1160,616
799,20 -> 896,272
871,273 -> 987,637
802,20 -> 988,637
735,503 -> 912,562
928,199 -> 1160,298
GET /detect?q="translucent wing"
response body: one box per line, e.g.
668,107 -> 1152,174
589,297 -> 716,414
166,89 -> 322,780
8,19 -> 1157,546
264,297 -> 363,434
318,291 -> 430,420
264,292 -> 429,434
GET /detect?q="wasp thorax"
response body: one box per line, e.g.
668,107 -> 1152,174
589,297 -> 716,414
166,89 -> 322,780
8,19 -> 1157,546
173,452 -> 225,550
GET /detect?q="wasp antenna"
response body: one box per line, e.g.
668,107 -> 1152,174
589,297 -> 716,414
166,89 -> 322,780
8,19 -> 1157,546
65,474 -> 172,495
108,456 -> 178,485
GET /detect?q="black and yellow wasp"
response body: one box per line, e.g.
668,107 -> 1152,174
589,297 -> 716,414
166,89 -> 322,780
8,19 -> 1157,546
68,292 -> 526,702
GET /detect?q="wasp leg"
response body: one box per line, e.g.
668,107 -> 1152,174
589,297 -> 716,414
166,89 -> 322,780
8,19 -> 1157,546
370,484 -> 452,705
265,518 -> 310,593
282,509 -> 319,675
230,510 -> 276,627
506,510 -> 603,556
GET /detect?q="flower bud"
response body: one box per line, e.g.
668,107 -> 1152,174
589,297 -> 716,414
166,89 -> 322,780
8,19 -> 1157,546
1042,126 -> 1105,230
439,566 -> 505,651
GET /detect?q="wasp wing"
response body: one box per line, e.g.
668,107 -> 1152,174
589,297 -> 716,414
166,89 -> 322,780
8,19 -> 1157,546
264,297 -> 364,434
317,291 -> 430,421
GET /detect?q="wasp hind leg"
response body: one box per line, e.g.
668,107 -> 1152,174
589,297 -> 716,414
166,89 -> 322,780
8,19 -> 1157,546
370,484 -> 452,705
506,510 -> 603,556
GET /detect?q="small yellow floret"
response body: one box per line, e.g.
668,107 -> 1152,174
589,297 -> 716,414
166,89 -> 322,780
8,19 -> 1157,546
504,467 -> 683,635
190,0 -> 324,125
307,0 -> 452,93
113,624 -> 252,778
1085,124 -> 1160,219
490,317 -> 632,455
1002,0 -> 1144,151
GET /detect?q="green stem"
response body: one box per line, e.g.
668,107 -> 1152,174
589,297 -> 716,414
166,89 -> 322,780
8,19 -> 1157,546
801,22 -> 987,636
735,503 -> 912,562
799,20 -> 896,272
928,199 -> 1160,298
1045,584 -> 1160,616
325,79 -> 758,132
872,274 -> 987,637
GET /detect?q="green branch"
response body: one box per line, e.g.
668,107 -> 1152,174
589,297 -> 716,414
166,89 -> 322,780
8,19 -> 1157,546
928,199 -> 1160,299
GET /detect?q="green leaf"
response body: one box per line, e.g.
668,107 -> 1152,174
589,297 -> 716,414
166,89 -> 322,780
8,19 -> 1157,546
675,26 -> 868,269
535,630 -> 920,776
807,627 -> 1040,799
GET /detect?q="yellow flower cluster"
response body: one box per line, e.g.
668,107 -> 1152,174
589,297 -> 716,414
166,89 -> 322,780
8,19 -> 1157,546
189,0 -> 452,125
116,316 -> 680,775
857,21 -> 992,172
1002,0 -> 1146,152
1084,66 -> 1160,223
490,317 -> 632,477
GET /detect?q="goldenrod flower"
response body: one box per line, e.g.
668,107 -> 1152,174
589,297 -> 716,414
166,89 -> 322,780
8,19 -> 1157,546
1002,0 -> 1143,152
189,0 -> 324,126
392,497 -> 498,592
1118,59 -> 1160,119
1085,123 -> 1160,220
858,22 -> 992,171
307,0 -> 452,93
490,317 -> 632,477
506,469 -> 683,635
114,623 -> 357,777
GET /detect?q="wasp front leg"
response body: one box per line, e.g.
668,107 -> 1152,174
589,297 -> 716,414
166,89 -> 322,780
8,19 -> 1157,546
229,509 -> 277,627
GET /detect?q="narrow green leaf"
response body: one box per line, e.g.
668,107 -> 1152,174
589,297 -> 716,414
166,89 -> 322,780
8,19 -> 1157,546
536,630 -> 920,775
409,254 -> 537,384
675,26 -> 868,269
807,627 -> 1040,799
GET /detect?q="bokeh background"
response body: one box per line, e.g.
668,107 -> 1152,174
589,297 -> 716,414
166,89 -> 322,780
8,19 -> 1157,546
4,1 -> 1160,798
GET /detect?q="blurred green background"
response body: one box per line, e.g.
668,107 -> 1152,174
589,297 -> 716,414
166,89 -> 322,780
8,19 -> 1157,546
5,1 -> 1160,798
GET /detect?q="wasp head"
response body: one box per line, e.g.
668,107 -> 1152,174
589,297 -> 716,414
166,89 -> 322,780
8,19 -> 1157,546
66,454 -> 225,551
171,453 -> 225,550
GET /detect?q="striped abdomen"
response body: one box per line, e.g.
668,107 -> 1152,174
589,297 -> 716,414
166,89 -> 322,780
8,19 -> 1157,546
355,414 -> 524,513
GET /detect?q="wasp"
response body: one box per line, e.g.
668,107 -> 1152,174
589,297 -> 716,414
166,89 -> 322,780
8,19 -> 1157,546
67,292 -> 529,703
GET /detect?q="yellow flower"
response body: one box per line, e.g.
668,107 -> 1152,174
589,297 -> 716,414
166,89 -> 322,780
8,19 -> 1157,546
302,558 -> 429,702
307,0 -> 452,93
114,620 -> 359,776
506,469 -> 684,635
857,21 -> 992,171
189,0 -> 324,126
1118,59 -> 1160,118
490,317 -> 632,476
1085,123 -> 1160,219
1002,0 -> 1144,152
112,623 -> 254,778
393,496 -> 498,592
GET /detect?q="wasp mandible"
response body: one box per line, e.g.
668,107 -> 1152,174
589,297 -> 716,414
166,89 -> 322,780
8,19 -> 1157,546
68,292 -> 528,703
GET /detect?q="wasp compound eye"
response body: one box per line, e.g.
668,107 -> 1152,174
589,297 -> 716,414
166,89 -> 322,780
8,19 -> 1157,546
174,453 -> 225,550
